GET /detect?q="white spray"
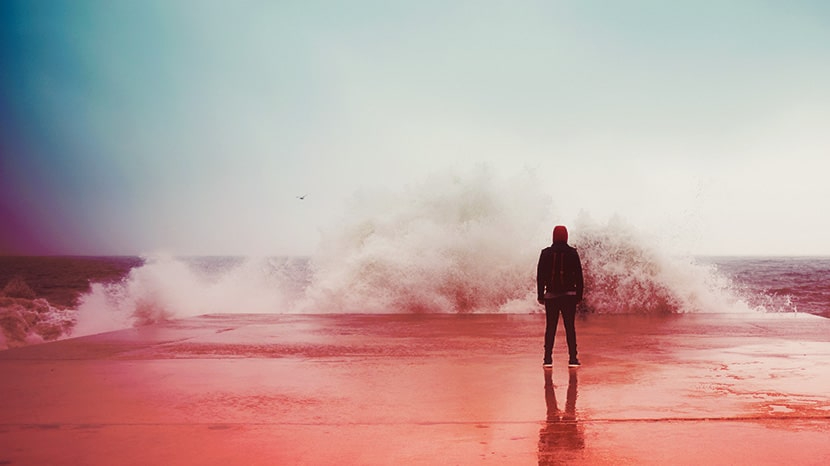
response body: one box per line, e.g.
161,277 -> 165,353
23,166 -> 767,345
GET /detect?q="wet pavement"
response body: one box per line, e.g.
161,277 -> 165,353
1,312 -> 829,465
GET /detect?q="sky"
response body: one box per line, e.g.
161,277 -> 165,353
1,0 -> 829,256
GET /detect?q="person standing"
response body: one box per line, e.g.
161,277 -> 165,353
536,225 -> 584,368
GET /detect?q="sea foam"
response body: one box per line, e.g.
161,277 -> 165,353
302,167 -> 753,315
1,167 -> 768,348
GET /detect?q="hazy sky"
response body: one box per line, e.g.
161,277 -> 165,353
2,0 -> 829,256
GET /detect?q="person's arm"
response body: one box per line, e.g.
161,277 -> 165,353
537,249 -> 548,304
573,250 -> 584,302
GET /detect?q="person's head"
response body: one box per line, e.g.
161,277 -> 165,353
552,225 -> 568,244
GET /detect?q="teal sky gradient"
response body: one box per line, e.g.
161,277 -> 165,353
2,0 -> 829,255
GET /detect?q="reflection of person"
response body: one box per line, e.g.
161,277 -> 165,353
538,370 -> 584,465
537,225 -> 584,368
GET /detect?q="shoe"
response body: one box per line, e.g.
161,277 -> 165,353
543,360 -> 553,369
568,358 -> 581,368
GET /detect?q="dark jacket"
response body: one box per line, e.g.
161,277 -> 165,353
537,242 -> 584,301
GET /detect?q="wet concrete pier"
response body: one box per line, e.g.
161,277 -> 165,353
1,312 -> 829,465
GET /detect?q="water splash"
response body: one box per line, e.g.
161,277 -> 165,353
300,168 -> 758,315
0,296 -> 76,349
302,168 -> 551,313
71,255 -> 305,337
1,167 -> 795,349
573,216 -> 755,314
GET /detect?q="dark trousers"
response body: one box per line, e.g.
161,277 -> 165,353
544,295 -> 578,361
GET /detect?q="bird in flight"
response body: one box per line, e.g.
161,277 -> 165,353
296,194 -> 308,200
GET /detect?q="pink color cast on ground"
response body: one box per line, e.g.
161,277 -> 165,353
1,313 -> 829,465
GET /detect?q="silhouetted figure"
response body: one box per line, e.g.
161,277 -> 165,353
538,370 -> 584,465
537,225 -> 584,368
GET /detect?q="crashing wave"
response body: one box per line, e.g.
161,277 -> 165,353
302,169 -> 754,314
0,296 -> 76,350
1,168 -> 774,351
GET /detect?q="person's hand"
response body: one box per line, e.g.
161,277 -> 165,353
537,298 -> 544,305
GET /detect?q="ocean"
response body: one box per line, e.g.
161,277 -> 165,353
1,253 -> 828,351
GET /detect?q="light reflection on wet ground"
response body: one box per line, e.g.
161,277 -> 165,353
1,313 -> 829,464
